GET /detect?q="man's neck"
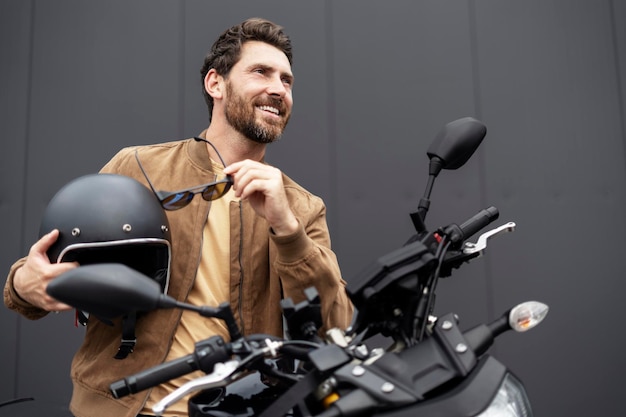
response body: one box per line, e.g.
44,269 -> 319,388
203,123 -> 266,166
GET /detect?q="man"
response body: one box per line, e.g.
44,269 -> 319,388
4,17 -> 354,417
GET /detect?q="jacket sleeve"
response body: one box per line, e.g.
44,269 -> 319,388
3,257 -> 49,320
271,191 -> 354,332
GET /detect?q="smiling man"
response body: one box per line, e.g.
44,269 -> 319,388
4,17 -> 353,417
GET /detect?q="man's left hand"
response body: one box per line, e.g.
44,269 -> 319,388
224,160 -> 299,236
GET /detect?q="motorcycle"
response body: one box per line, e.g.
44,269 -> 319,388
47,117 -> 548,416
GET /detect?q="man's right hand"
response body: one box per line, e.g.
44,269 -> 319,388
13,229 -> 78,311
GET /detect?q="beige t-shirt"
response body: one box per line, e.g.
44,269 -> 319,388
142,160 -> 236,416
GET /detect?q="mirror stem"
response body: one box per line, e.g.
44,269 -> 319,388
428,157 -> 444,177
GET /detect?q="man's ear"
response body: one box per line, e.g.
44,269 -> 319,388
204,69 -> 224,99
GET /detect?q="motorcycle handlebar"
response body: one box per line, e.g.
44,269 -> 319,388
110,335 -> 229,398
443,206 -> 499,245
459,206 -> 499,239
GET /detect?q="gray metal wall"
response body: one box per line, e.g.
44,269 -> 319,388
1,1 -> 624,415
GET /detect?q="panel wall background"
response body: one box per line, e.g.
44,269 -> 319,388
1,1 -> 624,415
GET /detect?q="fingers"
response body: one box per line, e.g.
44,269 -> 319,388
40,261 -> 79,311
224,160 -> 298,235
30,229 -> 59,261
15,262 -> 78,312
14,230 -> 79,312
224,160 -> 282,199
41,290 -> 74,312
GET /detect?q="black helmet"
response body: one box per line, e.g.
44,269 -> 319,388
40,173 -> 171,293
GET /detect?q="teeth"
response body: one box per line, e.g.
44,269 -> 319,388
258,105 -> 279,115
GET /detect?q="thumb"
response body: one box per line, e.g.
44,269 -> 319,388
31,229 -> 60,260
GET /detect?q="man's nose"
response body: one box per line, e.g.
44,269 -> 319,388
266,76 -> 288,97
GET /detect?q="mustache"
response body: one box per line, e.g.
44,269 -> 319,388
256,97 -> 286,114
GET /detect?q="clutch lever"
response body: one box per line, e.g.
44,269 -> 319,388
152,360 -> 240,416
463,222 -> 516,256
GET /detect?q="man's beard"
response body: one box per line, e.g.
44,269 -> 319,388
224,82 -> 290,144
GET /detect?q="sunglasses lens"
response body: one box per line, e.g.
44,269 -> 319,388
202,181 -> 230,201
161,192 -> 194,210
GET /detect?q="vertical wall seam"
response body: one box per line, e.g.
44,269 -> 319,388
178,0 -> 186,137
608,0 -> 626,173
15,0 -> 37,398
324,0 -> 340,253
468,0 -> 496,331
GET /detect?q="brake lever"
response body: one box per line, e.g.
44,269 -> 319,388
152,360 -> 240,416
462,222 -> 516,256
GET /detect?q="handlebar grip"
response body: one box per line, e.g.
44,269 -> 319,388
459,206 -> 499,239
110,354 -> 199,398
109,335 -> 229,398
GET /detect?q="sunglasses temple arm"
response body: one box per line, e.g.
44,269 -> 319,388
193,136 -> 229,168
134,150 -> 161,198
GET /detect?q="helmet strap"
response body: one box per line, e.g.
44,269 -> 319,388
114,312 -> 138,360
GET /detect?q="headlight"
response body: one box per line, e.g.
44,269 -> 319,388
475,373 -> 533,417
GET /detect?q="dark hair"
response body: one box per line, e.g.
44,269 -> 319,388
200,17 -> 293,120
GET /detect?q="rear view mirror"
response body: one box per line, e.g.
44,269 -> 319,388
47,263 -> 164,319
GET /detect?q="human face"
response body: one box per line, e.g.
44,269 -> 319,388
223,41 -> 294,144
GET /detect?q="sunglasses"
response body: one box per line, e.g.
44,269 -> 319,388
135,137 -> 233,211
153,177 -> 232,210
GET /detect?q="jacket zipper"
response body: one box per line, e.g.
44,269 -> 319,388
237,200 -> 245,334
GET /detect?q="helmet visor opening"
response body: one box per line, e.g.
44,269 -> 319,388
59,240 -> 171,293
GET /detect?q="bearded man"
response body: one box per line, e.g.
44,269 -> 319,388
4,17 -> 353,417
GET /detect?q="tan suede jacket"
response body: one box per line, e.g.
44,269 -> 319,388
4,135 -> 354,417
